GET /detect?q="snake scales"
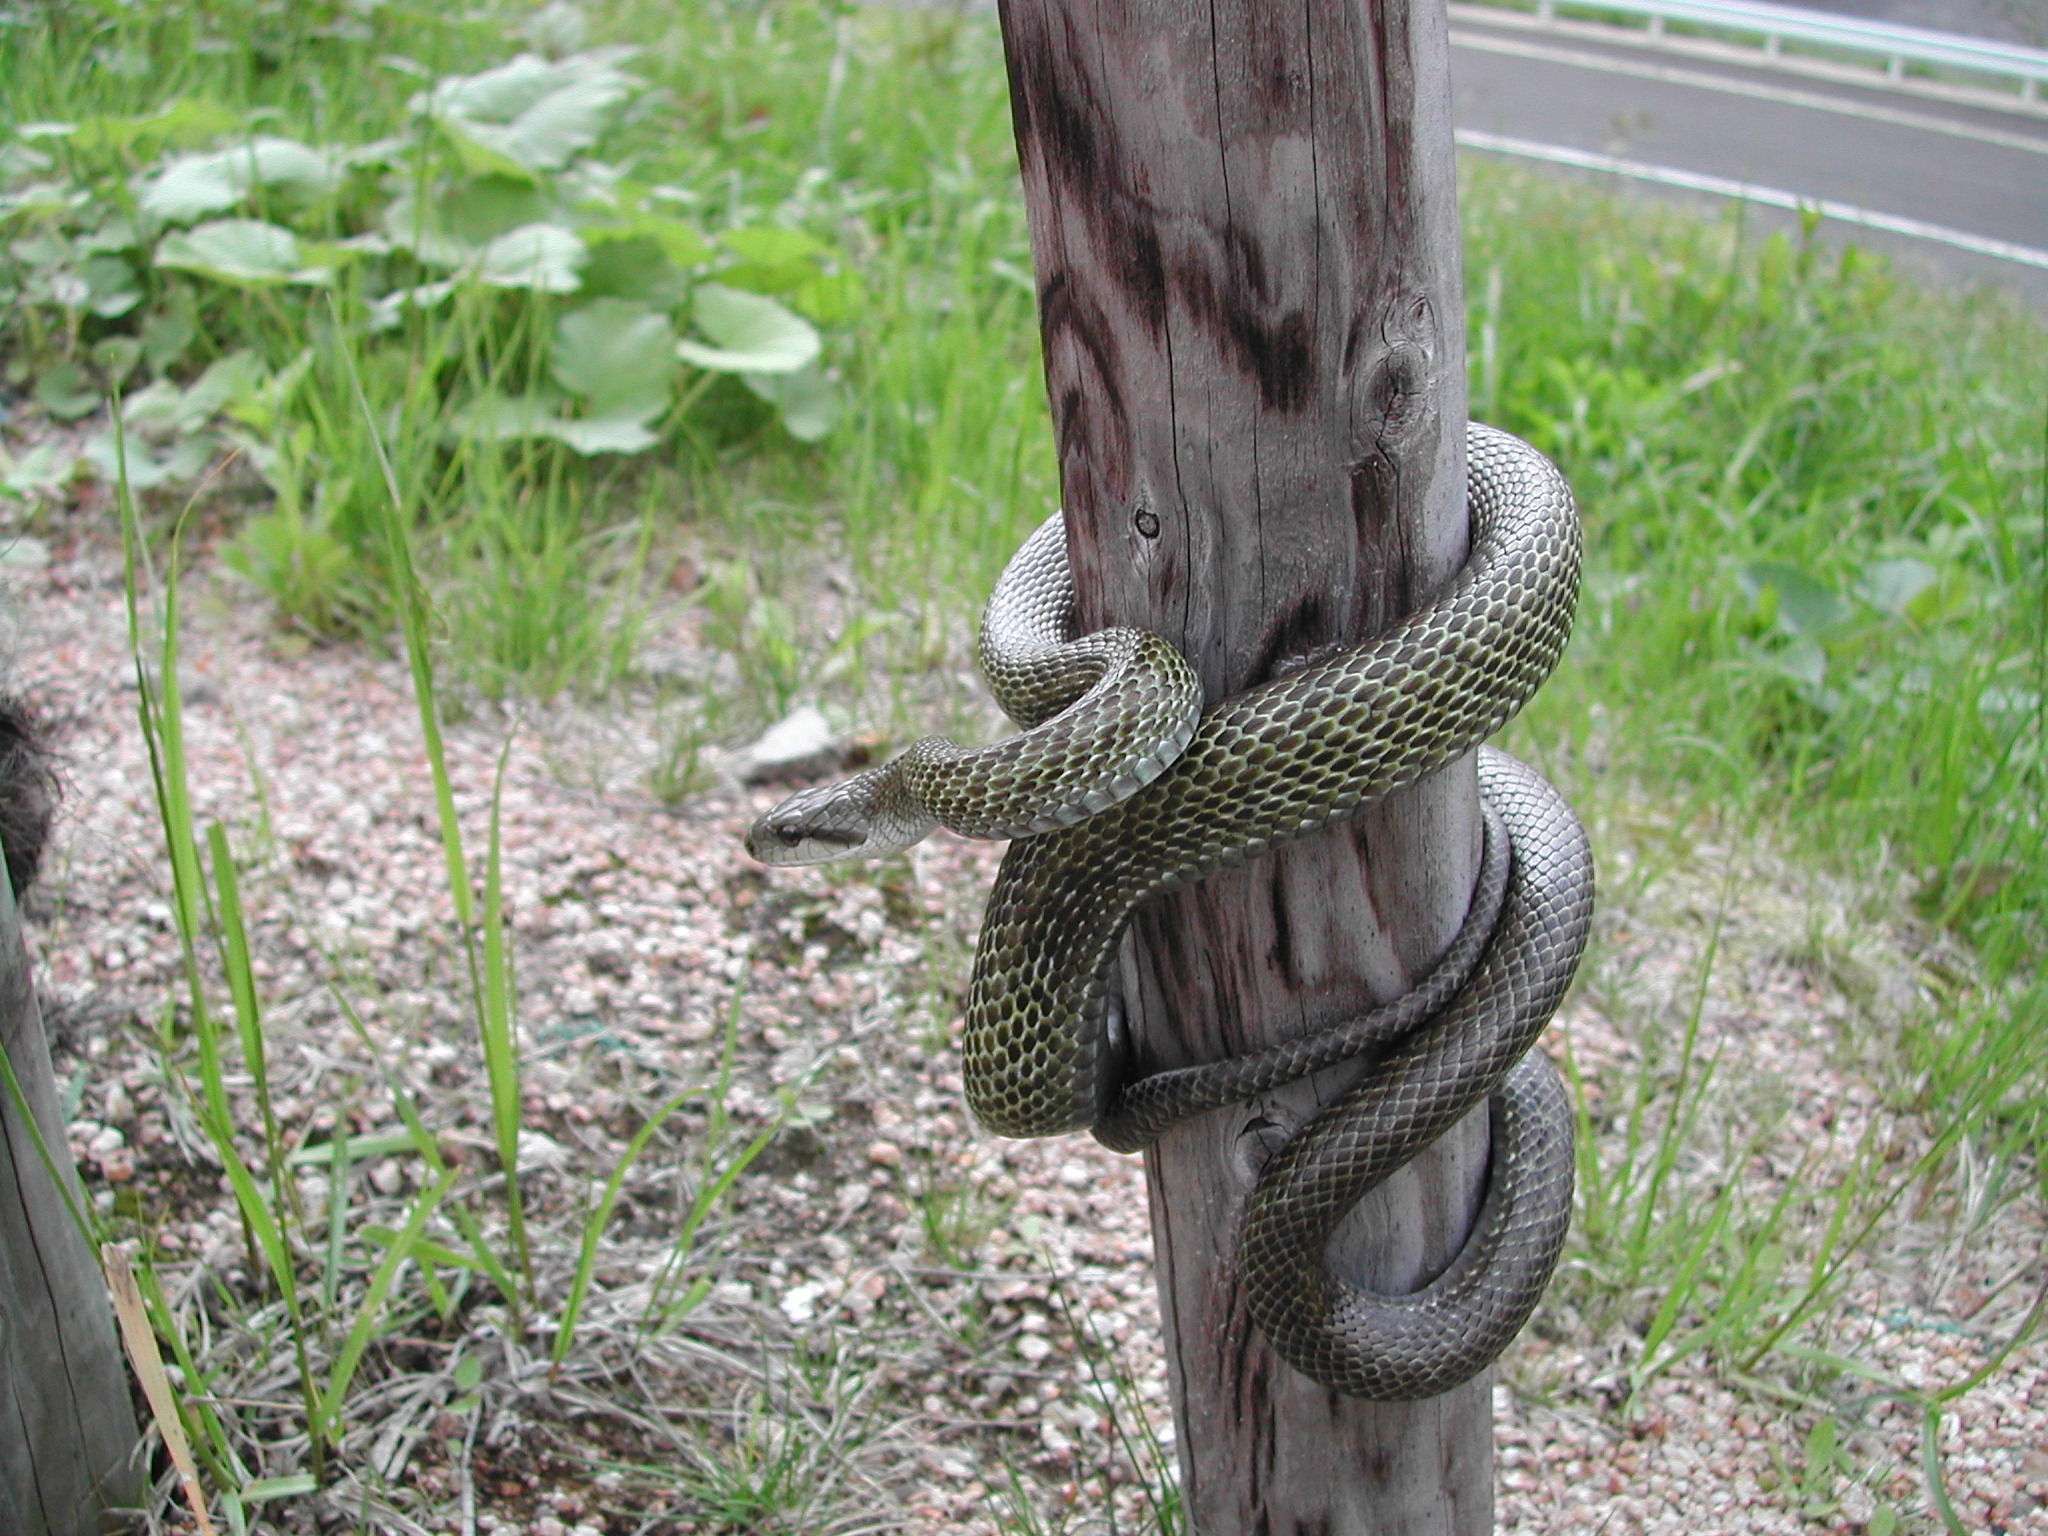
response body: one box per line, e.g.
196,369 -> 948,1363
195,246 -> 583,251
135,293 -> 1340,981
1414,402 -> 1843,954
747,422 -> 1593,1400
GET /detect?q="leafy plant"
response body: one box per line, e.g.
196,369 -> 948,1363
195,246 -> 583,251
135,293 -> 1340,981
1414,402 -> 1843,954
2,27 -> 849,662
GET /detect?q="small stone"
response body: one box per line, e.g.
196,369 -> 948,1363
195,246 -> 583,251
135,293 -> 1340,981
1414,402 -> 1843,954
732,706 -> 840,784
516,1130 -> 572,1171
865,1139 -> 902,1167
780,1281 -> 827,1324
920,1448 -> 976,1481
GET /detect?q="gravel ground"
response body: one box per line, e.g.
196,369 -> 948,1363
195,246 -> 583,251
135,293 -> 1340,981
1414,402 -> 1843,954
5,514 -> 2043,1535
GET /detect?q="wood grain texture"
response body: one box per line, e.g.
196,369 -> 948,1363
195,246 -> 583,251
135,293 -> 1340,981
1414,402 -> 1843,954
0,865 -> 141,1535
992,0 -> 1489,1530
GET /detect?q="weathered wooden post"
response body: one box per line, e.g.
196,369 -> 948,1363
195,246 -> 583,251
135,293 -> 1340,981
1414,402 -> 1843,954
1,819 -> 143,1531
994,0 -> 1488,1529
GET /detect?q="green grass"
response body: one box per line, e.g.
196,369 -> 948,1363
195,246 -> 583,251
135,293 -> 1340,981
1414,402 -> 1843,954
5,0 -> 2046,1531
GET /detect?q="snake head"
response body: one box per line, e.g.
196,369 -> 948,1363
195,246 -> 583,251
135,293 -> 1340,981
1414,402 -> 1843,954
744,780 -> 871,865
744,767 -> 937,866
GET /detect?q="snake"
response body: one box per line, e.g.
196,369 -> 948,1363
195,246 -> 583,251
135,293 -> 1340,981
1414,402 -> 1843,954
746,422 -> 1593,1401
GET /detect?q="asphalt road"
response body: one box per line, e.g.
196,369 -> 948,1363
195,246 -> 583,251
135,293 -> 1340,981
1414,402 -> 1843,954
1447,2 -> 2048,306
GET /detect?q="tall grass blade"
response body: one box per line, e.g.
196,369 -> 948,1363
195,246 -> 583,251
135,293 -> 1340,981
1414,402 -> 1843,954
478,737 -> 529,1282
553,1089 -> 695,1371
317,1166 -> 458,1441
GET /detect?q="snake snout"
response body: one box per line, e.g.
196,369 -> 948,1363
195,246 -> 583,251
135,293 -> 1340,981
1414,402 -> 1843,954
746,819 -> 866,865
744,780 -> 874,866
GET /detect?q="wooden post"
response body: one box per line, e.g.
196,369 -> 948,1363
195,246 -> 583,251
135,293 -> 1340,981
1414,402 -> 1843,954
0,853 -> 143,1534
993,1 -> 1487,1531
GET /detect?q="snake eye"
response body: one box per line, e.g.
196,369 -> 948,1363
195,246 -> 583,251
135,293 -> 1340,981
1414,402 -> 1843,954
775,823 -> 804,846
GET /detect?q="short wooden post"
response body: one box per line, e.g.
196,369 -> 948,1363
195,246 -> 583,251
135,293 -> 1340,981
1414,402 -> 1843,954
0,850 -> 143,1533
994,1 -> 1488,1530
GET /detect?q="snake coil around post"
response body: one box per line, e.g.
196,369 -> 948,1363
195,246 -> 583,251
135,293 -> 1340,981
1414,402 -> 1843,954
747,422 -> 1593,1401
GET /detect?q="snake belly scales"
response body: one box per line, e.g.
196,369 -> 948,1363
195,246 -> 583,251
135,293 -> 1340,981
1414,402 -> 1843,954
746,422 -> 1594,1400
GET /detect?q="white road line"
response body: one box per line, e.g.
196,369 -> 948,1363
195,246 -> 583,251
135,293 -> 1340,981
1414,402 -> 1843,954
1450,27 -> 2048,156
1455,130 -> 2048,271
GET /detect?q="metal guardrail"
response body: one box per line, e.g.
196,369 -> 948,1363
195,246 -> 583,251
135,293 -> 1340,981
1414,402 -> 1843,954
1511,0 -> 2048,99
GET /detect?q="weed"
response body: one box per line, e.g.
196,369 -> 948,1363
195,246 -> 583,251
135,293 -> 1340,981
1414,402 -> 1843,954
908,1152 -> 1010,1271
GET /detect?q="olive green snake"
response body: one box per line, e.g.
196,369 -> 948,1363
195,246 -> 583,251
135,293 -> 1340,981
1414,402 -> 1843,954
746,422 -> 1592,1400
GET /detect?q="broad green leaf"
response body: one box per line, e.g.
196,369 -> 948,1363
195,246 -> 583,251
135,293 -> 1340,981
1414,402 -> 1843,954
788,267 -> 863,324
424,52 -> 580,124
1857,557 -> 1938,618
154,219 -> 330,287
367,279 -> 457,331
0,138 -> 51,180
2,443 -> 76,498
0,180 -> 82,218
417,49 -> 639,176
576,232 -> 685,304
449,392 -> 657,456
452,392 -> 560,443
141,295 -> 198,372
475,223 -> 584,291
90,335 -> 142,386
716,225 -> 832,297
550,298 -> 675,415
1739,562 -> 1846,638
136,137 -> 338,222
72,98 -> 238,155
382,181 -> 554,266
292,240 -> 366,275
520,0 -> 589,51
717,259 -> 825,297
714,228 -> 821,291
77,218 -> 140,256
720,225 -> 830,265
443,176 -> 554,245
340,134 -> 415,169
549,414 -> 659,455
742,366 -> 840,442
81,254 -> 142,318
626,211 -> 710,267
677,283 -> 820,373
1771,634 -> 1829,694
122,351 -> 267,436
436,121 -> 534,182
82,431 -> 211,489
381,191 -> 474,267
32,363 -> 98,421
